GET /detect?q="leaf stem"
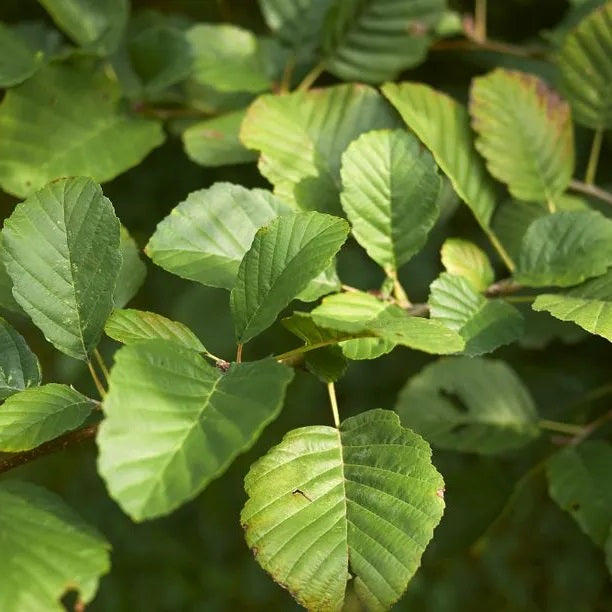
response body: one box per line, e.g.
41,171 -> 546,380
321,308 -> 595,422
585,127 -> 604,185
327,382 -> 340,428
503,295 -> 535,303
279,55 -> 296,94
568,179 -> 612,206
297,62 -> 325,91
546,199 -> 556,213
474,0 -> 487,42
93,349 -> 110,383
87,360 -> 106,398
538,419 -> 584,436
236,343 -> 243,363
389,269 -> 411,308
485,229 -> 516,273
276,339 -> 345,363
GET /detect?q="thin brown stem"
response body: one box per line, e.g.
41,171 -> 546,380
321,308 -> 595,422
279,55 -> 296,94
236,343 -> 243,363
87,360 -> 106,398
570,409 -> 612,446
0,424 -> 99,475
538,419 -> 584,436
297,62 -> 325,91
474,0 -> 487,42
485,229 -> 516,273
585,127 -> 604,185
432,38 -> 547,60
569,179 -> 612,206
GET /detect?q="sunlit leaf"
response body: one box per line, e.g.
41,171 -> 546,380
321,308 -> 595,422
242,409 -> 445,611
396,357 -> 539,454
440,238 -> 494,292
296,262 -> 341,302
97,340 -> 294,520
114,226 -> 146,309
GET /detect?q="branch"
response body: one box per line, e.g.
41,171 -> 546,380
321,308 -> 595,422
0,424 -> 99,475
569,179 -> 612,206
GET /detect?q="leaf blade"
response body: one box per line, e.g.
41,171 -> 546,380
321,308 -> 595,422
0,317 -> 41,400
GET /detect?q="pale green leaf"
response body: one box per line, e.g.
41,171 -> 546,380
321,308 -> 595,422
515,210 -> 612,287
240,83 -> 401,212
558,2 -> 612,128
0,318 -> 41,400
323,0 -> 446,82
0,22 -> 41,87
382,82 -> 498,229
187,24 -> 272,93
114,226 -> 146,309
97,340 -> 294,520
231,212 -> 350,344
0,63 -> 164,198
296,262 -> 341,302
340,129 -> 441,272
0,480 -> 110,612
547,440 -> 612,546
2,177 -> 121,360
182,110 -> 257,167
0,383 -> 93,451
38,0 -> 128,54
146,183 -> 293,290
429,273 -> 524,356
396,357 -> 540,454
470,69 -> 574,203
532,269 -> 612,342
105,309 -> 206,352
440,238 -> 494,292
242,409 -> 445,611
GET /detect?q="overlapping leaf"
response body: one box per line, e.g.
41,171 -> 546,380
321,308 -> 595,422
0,480 -> 110,612
0,63 -> 164,198
114,226 -> 146,309
240,83 -> 401,212
440,238 -> 494,292
295,263 -> 341,302
396,357 -> 540,454
242,409 -> 445,611
340,129 -> 441,272
231,212 -> 350,344
0,384 -> 94,451
97,340 -> 294,520
0,22 -> 41,87
470,69 -> 574,204
532,269 -> 612,342
382,82 -> 498,229
0,318 -> 41,400
146,183 -> 293,290
2,177 -> 121,360
558,2 -> 612,128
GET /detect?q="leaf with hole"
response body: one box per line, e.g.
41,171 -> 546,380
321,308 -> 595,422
0,317 -> 41,400
242,409 -> 445,611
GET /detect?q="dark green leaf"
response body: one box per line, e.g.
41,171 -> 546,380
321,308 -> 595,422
0,317 -> 41,400
0,22 -> 41,87
114,226 -> 146,309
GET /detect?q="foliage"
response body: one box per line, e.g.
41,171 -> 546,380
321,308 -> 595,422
0,1 -> 611,610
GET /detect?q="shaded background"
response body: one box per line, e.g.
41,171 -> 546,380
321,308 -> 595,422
1,1 -> 611,610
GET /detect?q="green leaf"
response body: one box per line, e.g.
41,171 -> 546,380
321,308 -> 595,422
491,199 -> 545,262
182,110 -> 258,167
231,212 -> 350,344
186,24 -> 272,93
2,177 -> 121,361
429,273 -> 524,356
114,226 -> 147,309
105,309 -> 207,353
97,340 -> 294,520
0,63 -> 164,198
38,0 -> 128,55
0,318 -> 41,400
532,269 -> 612,342
304,346 -> 347,383
558,2 -> 612,128
340,129 -> 441,272
323,0 -> 446,82
295,262 -> 341,302
470,69 -> 574,204
396,357 -> 540,454
515,210 -> 612,287
382,82 -> 498,229
0,383 -> 93,452
0,22 -> 41,87
146,183 -> 293,290
0,480 -> 110,611
242,409 -> 445,611
547,440 -> 612,546
440,238 -> 494,292
240,83 -> 401,212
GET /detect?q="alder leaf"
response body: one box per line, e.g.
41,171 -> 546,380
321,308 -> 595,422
340,129 -> 441,272
295,262 -> 341,302
0,318 -> 41,400
322,0 -> 446,82
382,82 -> 498,230
532,269 -> 612,342
146,183 -> 293,290
515,210 -> 612,287
396,357 -> 540,454
231,212 -> 350,344
97,340 -> 294,521
105,309 -> 207,353
558,2 -> 612,129
470,69 -> 574,204
2,177 -> 121,361
429,273 -> 524,356
242,409 -> 445,611
440,238 -> 494,292
0,384 -> 94,452
0,22 -> 42,87
114,226 -> 146,309
547,441 -> 612,546
0,63 -> 164,198
0,480 -> 110,612
240,83 -> 401,212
